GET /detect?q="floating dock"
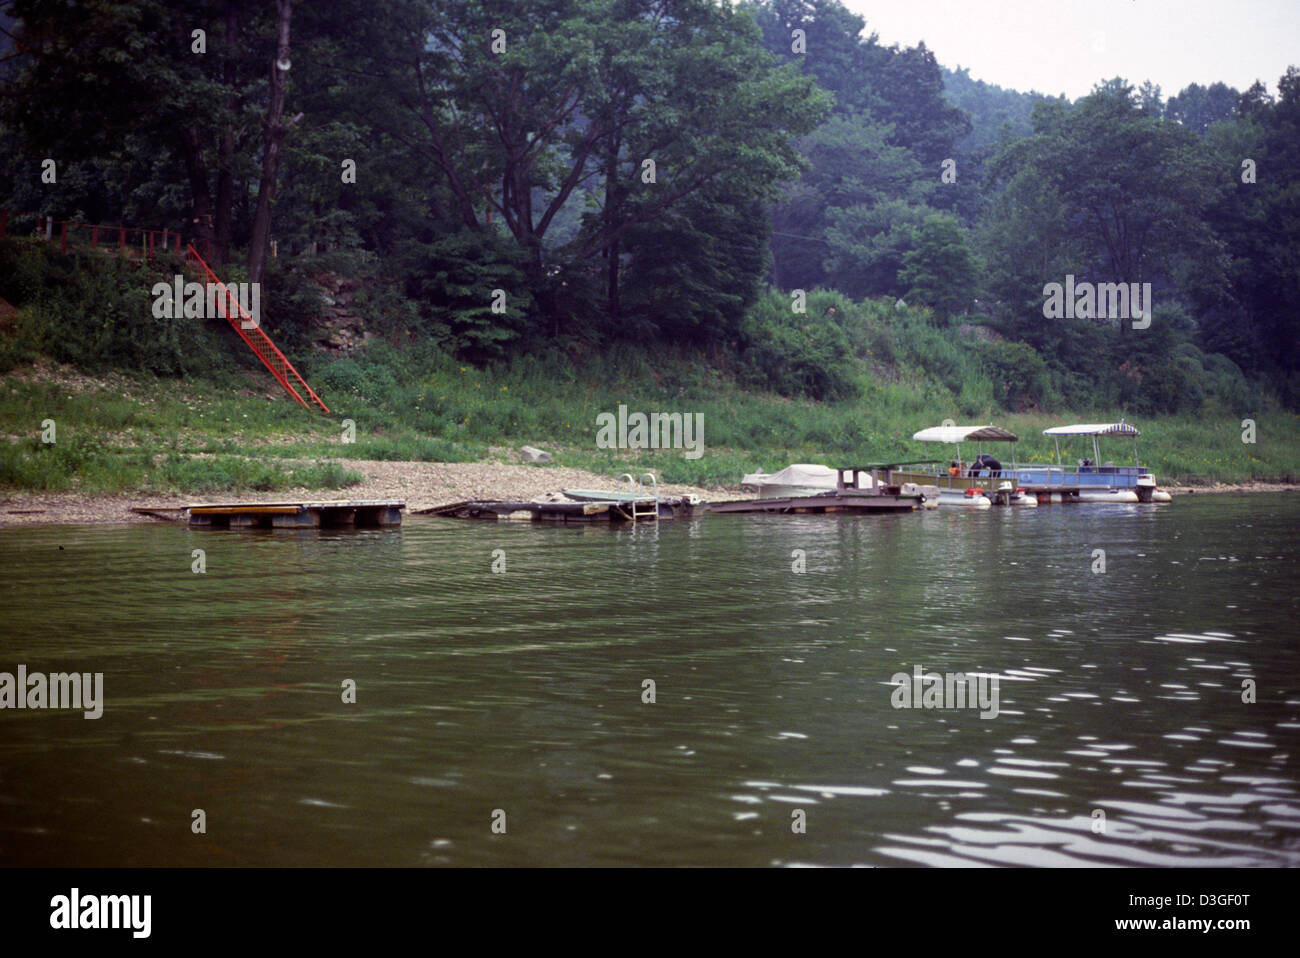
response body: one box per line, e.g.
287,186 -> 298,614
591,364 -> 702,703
708,465 -> 926,515
179,499 -> 404,529
708,492 -> 919,515
418,496 -> 697,523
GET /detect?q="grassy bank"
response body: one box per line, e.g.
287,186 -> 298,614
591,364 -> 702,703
1,237 -> 1294,496
1,352 -> 1295,497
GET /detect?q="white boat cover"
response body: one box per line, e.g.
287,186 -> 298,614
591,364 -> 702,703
912,425 -> 1018,443
1043,422 -> 1140,437
741,463 -> 874,492
741,463 -> 837,490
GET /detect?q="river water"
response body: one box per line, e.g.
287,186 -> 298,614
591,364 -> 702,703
0,494 -> 1297,867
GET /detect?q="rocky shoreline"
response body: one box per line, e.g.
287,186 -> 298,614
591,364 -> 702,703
0,461 -> 1294,527
0,459 -> 727,526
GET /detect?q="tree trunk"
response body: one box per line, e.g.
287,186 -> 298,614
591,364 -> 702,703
604,135 -> 621,322
248,0 -> 293,286
179,125 -> 215,258
214,0 -> 240,265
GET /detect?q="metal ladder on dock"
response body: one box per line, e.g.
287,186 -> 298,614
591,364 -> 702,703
617,472 -> 660,522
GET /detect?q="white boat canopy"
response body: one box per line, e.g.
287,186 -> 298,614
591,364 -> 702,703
912,425 -> 1019,444
1043,422 -> 1140,438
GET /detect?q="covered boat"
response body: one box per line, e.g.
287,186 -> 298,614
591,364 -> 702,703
713,464 -> 928,514
891,425 -> 1036,507
1010,422 -> 1170,503
740,463 -> 870,498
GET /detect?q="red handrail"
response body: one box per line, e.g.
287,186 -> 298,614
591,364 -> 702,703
185,244 -> 330,413
1,210 -> 330,414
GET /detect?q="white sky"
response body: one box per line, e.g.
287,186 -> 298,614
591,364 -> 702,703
844,0 -> 1298,100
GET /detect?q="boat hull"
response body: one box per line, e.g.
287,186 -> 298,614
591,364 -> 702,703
1010,466 -> 1169,503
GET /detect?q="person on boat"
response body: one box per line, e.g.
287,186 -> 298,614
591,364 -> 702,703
947,461 -> 962,477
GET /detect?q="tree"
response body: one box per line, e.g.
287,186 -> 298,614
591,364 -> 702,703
2,0 -> 295,265
247,0 -> 293,284
1167,81 -> 1240,134
749,0 -> 971,299
1196,68 -> 1300,400
769,110 -> 930,291
823,199 -> 929,300
362,0 -> 827,331
981,81 -> 1218,335
898,213 -> 978,320
750,0 -> 883,115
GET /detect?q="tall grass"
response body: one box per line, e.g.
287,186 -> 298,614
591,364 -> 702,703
3,350 -> 1296,493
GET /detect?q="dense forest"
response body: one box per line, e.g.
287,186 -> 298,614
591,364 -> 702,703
1,0 -> 1297,418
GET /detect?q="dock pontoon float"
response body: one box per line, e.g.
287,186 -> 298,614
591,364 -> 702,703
562,473 -> 701,519
183,499 -> 405,528
891,426 -> 1037,507
427,474 -> 696,523
1010,422 -> 1170,503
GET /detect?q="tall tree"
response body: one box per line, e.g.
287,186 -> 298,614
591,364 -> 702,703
247,0 -> 293,284
359,0 -> 827,330
1167,81 -> 1239,134
1,0 -> 286,265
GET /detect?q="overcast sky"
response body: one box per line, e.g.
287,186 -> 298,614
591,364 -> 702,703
844,0 -> 1297,100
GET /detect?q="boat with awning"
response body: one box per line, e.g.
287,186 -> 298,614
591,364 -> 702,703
891,425 -> 1036,507
1009,422 -> 1170,503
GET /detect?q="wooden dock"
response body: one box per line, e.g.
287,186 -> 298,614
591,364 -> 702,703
708,465 -> 924,515
418,496 -> 696,523
179,499 -> 404,529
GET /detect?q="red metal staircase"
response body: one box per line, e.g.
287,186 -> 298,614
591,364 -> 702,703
185,244 -> 329,413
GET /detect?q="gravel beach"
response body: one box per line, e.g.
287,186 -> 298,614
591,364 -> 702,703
0,459 -> 730,526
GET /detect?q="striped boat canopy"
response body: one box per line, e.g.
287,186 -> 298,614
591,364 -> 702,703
912,425 -> 1019,443
1043,422 -> 1141,438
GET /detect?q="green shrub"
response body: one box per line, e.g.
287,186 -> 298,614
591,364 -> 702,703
0,239 -> 234,377
978,340 -> 1053,409
1124,358 -> 1205,414
395,230 -> 533,361
739,290 -> 859,401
